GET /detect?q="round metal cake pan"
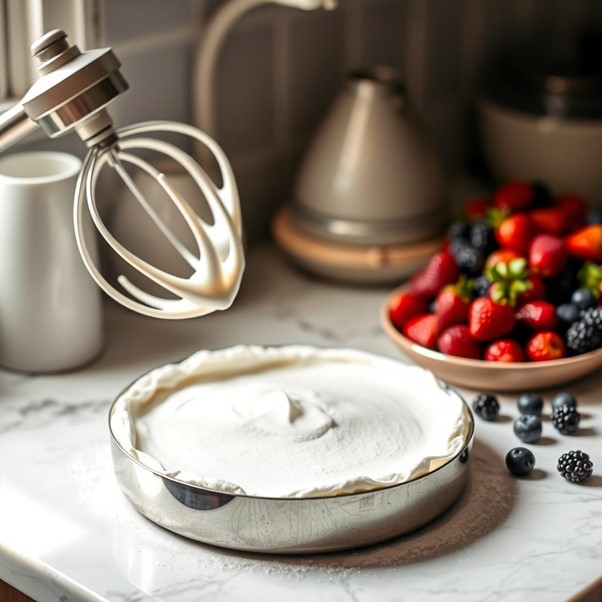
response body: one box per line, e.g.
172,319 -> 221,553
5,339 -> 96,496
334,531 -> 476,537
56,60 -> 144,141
108,379 -> 474,555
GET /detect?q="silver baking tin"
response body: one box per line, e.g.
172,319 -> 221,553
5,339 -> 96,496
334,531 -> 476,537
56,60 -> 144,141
109,373 -> 474,554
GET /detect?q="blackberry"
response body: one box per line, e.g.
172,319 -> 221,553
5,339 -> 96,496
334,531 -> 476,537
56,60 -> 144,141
517,392 -> 543,416
581,307 -> 602,334
470,221 -> 495,254
551,392 -> 578,411
473,274 -> 490,297
565,319 -> 602,355
551,404 -> 581,435
571,288 -> 597,311
447,221 -> 470,242
545,271 -> 579,305
506,447 -> 536,477
472,393 -> 499,421
513,415 -> 542,443
531,182 -> 553,208
557,450 -> 593,483
451,242 -> 484,277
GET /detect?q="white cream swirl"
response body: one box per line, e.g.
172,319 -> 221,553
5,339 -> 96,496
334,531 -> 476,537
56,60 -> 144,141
111,346 -> 471,498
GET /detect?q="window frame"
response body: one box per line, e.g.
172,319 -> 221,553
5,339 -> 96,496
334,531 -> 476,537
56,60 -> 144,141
0,0 -> 101,110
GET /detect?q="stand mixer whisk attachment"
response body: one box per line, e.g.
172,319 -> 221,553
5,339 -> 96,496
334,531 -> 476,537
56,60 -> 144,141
0,29 -> 244,319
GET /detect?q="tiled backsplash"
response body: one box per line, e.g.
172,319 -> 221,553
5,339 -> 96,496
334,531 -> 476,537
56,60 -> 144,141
101,0 -> 600,242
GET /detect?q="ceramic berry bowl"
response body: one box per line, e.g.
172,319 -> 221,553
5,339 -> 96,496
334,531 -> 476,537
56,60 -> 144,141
381,284 -> 602,392
380,180 -> 602,392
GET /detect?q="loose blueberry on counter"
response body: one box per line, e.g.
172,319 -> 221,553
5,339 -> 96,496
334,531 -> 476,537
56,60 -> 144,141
472,393 -> 500,421
517,392 -> 543,416
506,447 -> 536,477
551,392 -> 578,411
557,450 -> 593,483
586,209 -> 602,225
551,405 -> 581,435
513,415 -> 543,443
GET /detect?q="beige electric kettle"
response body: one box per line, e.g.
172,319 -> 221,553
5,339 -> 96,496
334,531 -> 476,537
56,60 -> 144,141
274,67 -> 446,283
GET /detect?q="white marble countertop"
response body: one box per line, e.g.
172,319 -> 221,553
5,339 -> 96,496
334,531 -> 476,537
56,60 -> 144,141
0,245 -> 600,602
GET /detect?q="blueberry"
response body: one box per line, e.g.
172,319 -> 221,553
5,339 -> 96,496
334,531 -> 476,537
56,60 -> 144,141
517,392 -> 543,416
571,288 -> 597,311
551,392 -> 578,411
506,447 -> 536,477
472,393 -> 500,421
513,415 -> 543,443
557,303 -> 581,325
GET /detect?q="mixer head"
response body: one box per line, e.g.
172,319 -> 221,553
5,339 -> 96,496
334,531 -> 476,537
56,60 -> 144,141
0,30 -> 245,319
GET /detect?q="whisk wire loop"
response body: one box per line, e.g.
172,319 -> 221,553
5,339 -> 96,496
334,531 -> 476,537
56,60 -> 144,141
73,121 -> 245,319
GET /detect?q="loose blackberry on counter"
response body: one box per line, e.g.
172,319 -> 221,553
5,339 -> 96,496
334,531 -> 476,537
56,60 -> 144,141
551,392 -> 578,411
557,450 -> 594,483
472,393 -> 500,421
551,404 -> 581,435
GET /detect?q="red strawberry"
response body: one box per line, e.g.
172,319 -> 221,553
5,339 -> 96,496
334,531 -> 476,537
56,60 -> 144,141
528,234 -> 568,277
410,251 -> 459,299
493,181 -> 534,213
437,324 -> 481,359
555,193 -> 587,230
485,248 -> 524,271
389,292 -> 428,331
468,297 -> 516,342
465,197 -> 491,221
495,213 -> 535,253
529,207 -> 567,235
402,314 -> 438,349
484,339 -> 525,362
519,273 -> 547,303
525,331 -> 566,361
435,277 -> 472,330
566,225 -> 602,262
515,301 -> 558,330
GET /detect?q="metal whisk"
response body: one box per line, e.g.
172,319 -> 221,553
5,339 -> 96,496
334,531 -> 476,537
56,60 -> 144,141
0,30 -> 244,319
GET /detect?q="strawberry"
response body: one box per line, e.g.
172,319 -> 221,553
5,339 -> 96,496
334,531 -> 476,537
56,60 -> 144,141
484,339 -> 525,362
437,324 -> 481,359
465,197 -> 491,221
402,314 -> 438,349
485,248 -> 524,271
526,331 -> 566,361
519,273 -> 546,303
528,234 -> 568,277
435,276 -> 472,330
555,193 -> 587,230
389,292 -> 428,331
487,258 -> 533,307
515,301 -> 558,330
495,213 -> 535,253
529,207 -> 567,235
468,297 -> 516,341
493,181 -> 534,213
410,251 -> 459,299
566,225 -> 602,262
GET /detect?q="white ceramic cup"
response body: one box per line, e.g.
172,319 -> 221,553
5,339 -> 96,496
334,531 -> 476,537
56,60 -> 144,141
0,151 -> 104,373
